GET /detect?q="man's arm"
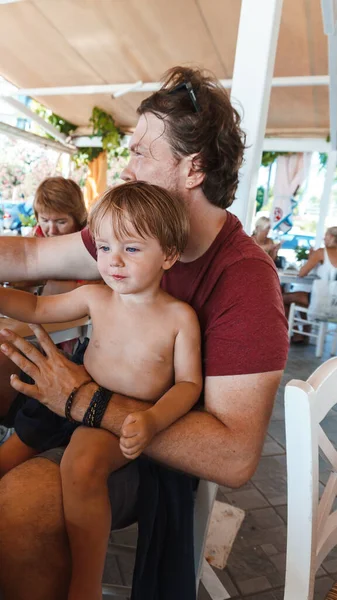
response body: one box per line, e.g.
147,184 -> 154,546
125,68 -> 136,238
0,325 -> 281,487
0,231 -> 99,282
148,306 -> 202,430
298,248 -> 323,277
68,370 -> 281,487
94,370 -> 281,487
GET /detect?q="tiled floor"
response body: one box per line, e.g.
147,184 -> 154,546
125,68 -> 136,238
103,341 -> 337,599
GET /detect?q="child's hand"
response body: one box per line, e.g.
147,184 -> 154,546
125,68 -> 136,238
119,411 -> 158,460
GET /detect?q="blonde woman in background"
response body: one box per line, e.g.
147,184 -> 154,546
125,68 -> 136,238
252,216 -> 280,262
283,226 -> 337,342
283,226 -> 337,313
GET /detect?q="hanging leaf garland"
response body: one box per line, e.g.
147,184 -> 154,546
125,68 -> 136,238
261,151 -> 291,167
32,102 -> 126,166
75,106 -> 124,165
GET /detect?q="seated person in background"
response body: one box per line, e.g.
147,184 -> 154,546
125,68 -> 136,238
252,216 -> 280,262
283,226 -> 337,342
0,177 -> 90,428
33,176 -> 88,295
0,181 -> 202,600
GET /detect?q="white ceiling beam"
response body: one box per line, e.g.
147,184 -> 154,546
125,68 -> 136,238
112,80 -> 143,98
74,135 -> 331,152
2,97 -> 70,144
263,137 -> 331,152
271,75 -> 329,86
73,136 -> 102,147
1,83 -> 151,98
0,121 -> 76,154
0,75 -> 330,99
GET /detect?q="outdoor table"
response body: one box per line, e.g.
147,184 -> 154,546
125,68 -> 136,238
0,316 -> 91,344
277,269 -> 318,288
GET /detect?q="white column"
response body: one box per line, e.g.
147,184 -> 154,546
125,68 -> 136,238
61,153 -> 71,178
229,0 -> 283,232
321,0 -> 337,149
315,150 -> 337,248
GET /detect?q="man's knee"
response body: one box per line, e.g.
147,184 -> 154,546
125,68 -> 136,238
0,458 -> 65,548
0,459 -> 71,599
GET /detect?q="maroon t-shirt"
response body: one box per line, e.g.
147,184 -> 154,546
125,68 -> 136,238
81,212 -> 288,376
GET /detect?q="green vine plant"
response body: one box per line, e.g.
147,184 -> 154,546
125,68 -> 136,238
72,107 -> 127,167
32,102 -> 128,166
318,135 -> 331,172
261,151 -> 291,167
295,246 -> 310,262
32,101 -> 77,139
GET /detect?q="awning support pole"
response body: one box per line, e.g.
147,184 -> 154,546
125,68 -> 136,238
315,150 -> 337,249
229,0 -> 283,232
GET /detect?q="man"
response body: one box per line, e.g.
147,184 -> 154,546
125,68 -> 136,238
0,66 -> 288,600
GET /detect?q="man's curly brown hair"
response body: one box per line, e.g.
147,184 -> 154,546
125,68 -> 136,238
137,66 -> 246,210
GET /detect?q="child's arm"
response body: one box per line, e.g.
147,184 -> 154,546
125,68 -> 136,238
120,305 -> 202,459
0,285 -> 91,324
147,306 -> 202,430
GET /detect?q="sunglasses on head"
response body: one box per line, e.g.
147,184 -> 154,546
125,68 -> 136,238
168,81 -> 200,113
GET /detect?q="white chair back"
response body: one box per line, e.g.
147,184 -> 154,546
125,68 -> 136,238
194,480 -> 218,584
284,356 -> 337,600
288,303 -> 337,358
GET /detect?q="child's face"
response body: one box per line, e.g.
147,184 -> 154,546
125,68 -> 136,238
95,215 -> 176,296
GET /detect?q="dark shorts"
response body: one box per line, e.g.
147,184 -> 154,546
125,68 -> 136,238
38,446 -> 140,530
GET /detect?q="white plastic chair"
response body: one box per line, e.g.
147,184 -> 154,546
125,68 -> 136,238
284,357 -> 337,599
102,480 -> 218,598
288,303 -> 337,358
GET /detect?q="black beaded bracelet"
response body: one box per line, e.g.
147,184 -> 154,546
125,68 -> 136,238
83,386 -> 112,428
65,380 -> 92,423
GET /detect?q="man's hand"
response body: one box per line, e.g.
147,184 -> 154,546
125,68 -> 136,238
120,410 -> 158,459
0,324 -> 91,417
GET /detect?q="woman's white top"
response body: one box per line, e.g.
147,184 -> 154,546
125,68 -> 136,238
316,248 -> 337,281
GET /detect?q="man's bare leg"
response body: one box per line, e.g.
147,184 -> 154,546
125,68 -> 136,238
282,290 -> 309,318
60,427 -> 128,600
0,458 -> 70,600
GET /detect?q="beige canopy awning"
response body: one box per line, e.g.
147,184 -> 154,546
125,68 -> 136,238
0,0 -> 330,138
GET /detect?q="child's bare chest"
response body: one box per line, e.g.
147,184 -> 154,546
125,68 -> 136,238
84,302 -> 176,400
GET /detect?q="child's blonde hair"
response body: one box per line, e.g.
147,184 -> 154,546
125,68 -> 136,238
88,181 -> 189,257
34,177 -> 87,230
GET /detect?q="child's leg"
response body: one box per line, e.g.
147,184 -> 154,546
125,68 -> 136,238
60,426 -> 128,600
